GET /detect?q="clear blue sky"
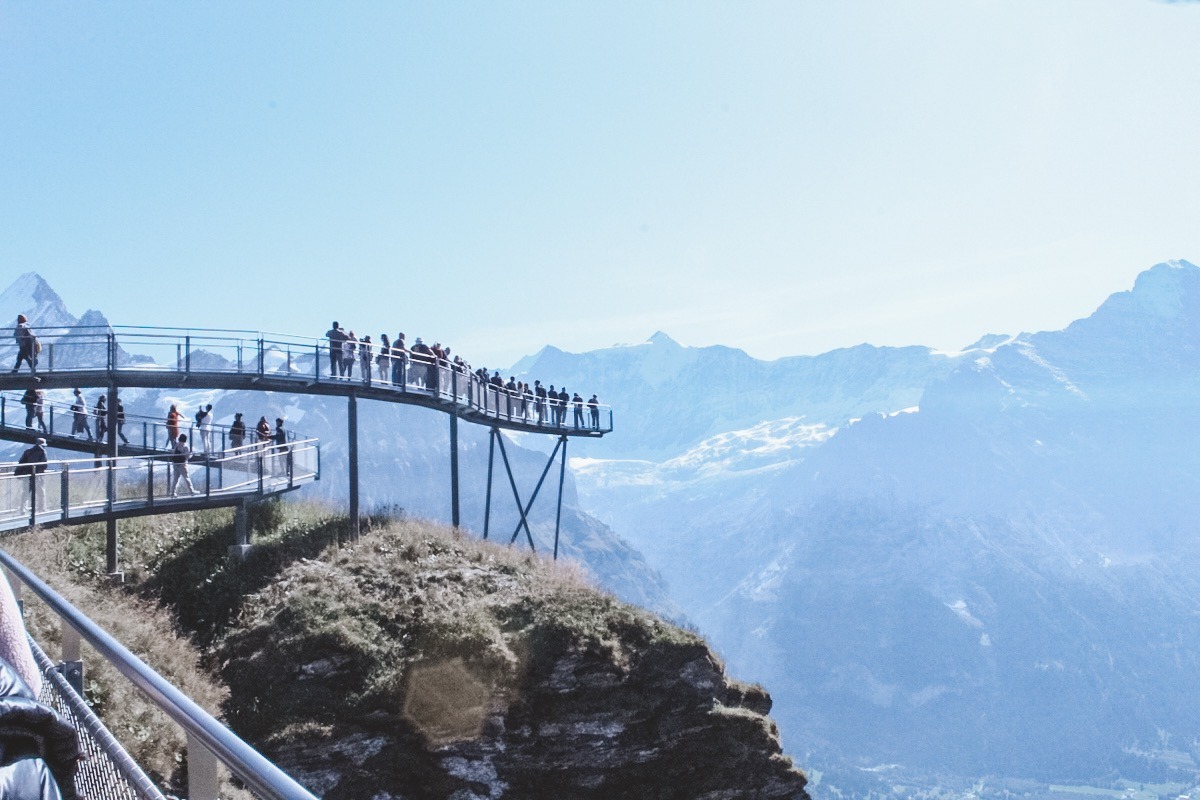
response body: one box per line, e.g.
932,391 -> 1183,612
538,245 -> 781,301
2,1 -> 1199,367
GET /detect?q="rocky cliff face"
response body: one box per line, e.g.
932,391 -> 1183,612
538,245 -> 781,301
216,519 -> 807,799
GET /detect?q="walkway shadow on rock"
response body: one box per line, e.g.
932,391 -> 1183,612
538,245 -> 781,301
139,511 -> 348,648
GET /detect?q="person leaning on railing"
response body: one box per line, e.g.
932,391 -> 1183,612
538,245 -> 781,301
325,322 -> 347,378
229,412 -> 246,449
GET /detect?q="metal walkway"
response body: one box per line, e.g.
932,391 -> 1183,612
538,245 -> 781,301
0,326 -> 613,437
0,441 -> 320,534
0,325 -> 610,540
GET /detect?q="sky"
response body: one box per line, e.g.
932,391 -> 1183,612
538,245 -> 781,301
2,1 -> 1200,367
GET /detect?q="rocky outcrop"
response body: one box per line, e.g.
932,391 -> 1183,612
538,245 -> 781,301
216,520 -> 808,799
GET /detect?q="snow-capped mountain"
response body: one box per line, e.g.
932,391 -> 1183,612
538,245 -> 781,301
524,260 -> 1200,793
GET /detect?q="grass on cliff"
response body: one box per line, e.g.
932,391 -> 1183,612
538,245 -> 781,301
1,500 -> 706,790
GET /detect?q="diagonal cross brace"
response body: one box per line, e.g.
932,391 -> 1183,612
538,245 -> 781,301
507,435 -> 564,546
493,432 -> 537,552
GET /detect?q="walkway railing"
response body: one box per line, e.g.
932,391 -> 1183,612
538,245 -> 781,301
1,550 -> 318,800
0,439 -> 320,532
3,326 -> 614,434
0,390 -> 308,456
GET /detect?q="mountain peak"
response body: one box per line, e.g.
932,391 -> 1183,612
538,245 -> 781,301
647,331 -> 680,347
0,272 -> 76,329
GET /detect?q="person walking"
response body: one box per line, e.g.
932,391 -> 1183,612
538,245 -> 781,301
272,417 -> 289,477
325,322 -> 347,377
15,438 -> 48,513
229,412 -> 246,449
169,434 -> 195,497
116,398 -> 130,444
95,395 -> 108,443
10,314 -> 38,376
21,388 -> 41,432
71,389 -> 93,440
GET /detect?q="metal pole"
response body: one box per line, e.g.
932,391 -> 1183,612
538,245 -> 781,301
554,435 -> 567,561
483,428 -> 495,540
449,413 -> 460,528
348,393 -> 359,540
106,381 -> 119,577
60,465 -> 69,520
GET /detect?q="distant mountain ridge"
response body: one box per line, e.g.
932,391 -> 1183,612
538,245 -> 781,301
527,259 -> 1200,796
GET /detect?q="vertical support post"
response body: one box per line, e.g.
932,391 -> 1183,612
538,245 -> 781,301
483,428 -> 495,540
146,459 -> 154,507
184,335 -> 191,373
60,465 -> 69,520
27,474 -> 36,528
60,621 -> 83,694
348,393 -> 359,540
106,381 -> 120,578
47,342 -> 53,373
187,734 -> 221,800
229,499 -> 251,561
450,412 -> 460,528
554,435 -> 568,561
106,518 -> 119,577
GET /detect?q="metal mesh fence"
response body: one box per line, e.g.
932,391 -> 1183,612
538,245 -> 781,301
28,636 -> 167,800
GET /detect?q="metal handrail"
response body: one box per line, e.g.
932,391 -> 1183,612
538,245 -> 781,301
0,390 -> 311,452
0,550 -> 317,800
0,325 -> 615,433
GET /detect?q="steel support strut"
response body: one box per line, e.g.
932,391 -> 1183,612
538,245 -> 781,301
450,413 -> 460,528
483,427 -> 496,540
508,436 -> 565,545
106,377 -> 119,577
553,435 -> 567,561
348,392 -> 359,540
494,432 -> 536,552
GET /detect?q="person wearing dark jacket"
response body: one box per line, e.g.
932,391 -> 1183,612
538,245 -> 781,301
10,315 -> 38,376
0,656 -> 81,800
572,392 -> 584,428
588,394 -> 600,429
272,418 -> 290,477
229,413 -> 246,449
557,388 -> 570,426
325,322 -> 347,377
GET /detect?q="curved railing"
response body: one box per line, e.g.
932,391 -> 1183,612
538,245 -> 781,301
0,389 -> 309,456
2,326 -> 614,435
0,439 -> 320,531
